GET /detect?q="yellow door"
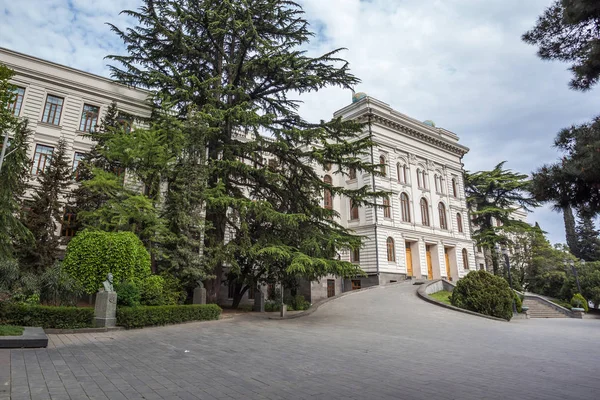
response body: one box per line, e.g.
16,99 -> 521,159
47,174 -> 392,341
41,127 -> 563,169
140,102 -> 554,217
405,242 -> 413,276
426,246 -> 433,280
445,250 -> 451,281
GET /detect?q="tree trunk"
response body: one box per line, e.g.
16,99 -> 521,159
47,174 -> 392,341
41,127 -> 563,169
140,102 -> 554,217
491,249 -> 499,275
231,286 -> 248,309
563,206 -> 578,256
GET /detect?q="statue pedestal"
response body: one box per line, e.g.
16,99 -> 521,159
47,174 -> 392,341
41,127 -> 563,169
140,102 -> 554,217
253,291 -> 265,312
193,287 -> 207,305
94,291 -> 117,328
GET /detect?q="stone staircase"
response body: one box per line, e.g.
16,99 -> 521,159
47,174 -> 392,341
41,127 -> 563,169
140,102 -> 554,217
523,297 -> 570,318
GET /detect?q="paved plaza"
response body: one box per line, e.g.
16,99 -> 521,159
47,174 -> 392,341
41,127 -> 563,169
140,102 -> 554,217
1,282 -> 599,400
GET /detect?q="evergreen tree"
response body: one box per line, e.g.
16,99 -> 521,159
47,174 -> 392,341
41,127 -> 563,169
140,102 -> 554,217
523,0 -> 600,90
575,210 -> 600,261
108,0 -> 383,302
465,162 -> 538,275
0,65 -> 32,258
19,138 -> 72,271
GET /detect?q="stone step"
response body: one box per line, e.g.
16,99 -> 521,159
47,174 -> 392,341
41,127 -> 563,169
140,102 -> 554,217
523,298 -> 570,318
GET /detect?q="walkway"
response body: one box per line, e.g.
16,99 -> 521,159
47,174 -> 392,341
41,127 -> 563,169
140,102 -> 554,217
2,282 -> 599,399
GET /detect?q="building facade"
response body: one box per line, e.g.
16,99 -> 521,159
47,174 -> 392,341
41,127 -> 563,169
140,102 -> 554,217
2,48 -> 477,306
302,94 -> 477,300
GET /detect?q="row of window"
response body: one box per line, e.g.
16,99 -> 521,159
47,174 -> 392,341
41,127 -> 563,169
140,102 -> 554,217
347,194 -> 464,232
352,239 -> 471,269
31,143 -> 85,175
347,157 -> 461,198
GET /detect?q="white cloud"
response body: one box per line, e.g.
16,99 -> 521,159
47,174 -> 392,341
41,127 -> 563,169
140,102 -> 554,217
2,0 -> 598,244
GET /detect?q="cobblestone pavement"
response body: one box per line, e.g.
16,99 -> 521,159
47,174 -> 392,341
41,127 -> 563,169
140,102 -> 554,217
2,282 -> 600,400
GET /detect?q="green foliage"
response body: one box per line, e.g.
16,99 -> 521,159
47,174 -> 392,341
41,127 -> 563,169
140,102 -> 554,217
429,291 -> 452,305
465,162 -> 538,274
108,0 -> 383,303
63,230 -> 151,294
575,210 -> 600,261
450,270 -> 514,320
513,292 -> 523,313
139,275 -> 165,306
19,138 -> 72,271
571,293 -> 589,312
116,304 -> 221,329
0,325 -> 24,336
39,262 -> 84,306
160,273 -> 187,305
0,303 -> 93,329
287,295 -> 310,311
115,281 -> 141,307
0,258 -> 40,303
523,0 -> 600,91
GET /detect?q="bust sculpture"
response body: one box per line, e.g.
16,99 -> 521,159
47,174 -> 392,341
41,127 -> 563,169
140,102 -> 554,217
102,273 -> 114,292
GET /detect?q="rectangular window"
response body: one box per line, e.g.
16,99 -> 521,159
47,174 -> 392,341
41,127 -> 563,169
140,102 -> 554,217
79,104 -> 100,132
351,280 -> 361,291
327,279 -> 335,298
32,144 -> 54,175
350,200 -> 359,220
117,115 -> 133,134
351,248 -> 360,263
41,95 -> 64,125
9,87 -> 25,116
72,152 -> 86,179
60,208 -> 77,237
248,286 -> 255,300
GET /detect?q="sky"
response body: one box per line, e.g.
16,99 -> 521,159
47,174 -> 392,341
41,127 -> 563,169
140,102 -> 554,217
2,0 -> 599,245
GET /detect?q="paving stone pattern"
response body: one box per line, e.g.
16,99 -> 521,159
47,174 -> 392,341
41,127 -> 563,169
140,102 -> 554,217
2,283 -> 600,399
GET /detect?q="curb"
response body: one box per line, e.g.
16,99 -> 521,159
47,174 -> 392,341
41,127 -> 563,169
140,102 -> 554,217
416,279 -> 508,323
44,326 -> 125,335
268,280 -> 409,320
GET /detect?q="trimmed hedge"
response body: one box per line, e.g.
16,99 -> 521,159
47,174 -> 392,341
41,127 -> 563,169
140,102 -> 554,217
451,270 -> 513,321
116,304 -> 222,329
0,302 -> 94,329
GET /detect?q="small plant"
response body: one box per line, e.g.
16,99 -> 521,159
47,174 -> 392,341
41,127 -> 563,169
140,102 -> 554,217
571,293 -> 589,312
115,281 -> 141,307
513,292 -> 523,313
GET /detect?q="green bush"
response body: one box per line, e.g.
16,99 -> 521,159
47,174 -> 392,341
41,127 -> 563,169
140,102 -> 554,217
140,275 -> 165,306
39,262 -> 84,306
115,281 -> 141,307
116,304 -> 221,329
160,273 -> 187,305
513,292 -> 523,313
450,270 -> 514,321
63,230 -> 151,294
0,302 -> 94,329
571,293 -> 589,312
289,295 -> 310,311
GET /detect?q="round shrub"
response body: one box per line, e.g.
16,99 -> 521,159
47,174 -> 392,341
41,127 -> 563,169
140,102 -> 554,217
115,281 -> 141,307
140,275 -> 165,306
571,293 -> 589,312
450,270 -> 514,321
513,292 -> 523,313
63,230 -> 151,294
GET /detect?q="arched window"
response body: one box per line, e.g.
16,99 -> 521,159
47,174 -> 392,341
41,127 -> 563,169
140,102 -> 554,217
350,200 -> 359,220
379,155 -> 387,177
383,196 -> 391,219
438,202 -> 447,230
420,198 -> 430,226
324,175 -> 333,210
457,213 -> 463,233
452,178 -> 458,198
462,248 -> 469,270
387,237 -> 395,262
417,169 -> 422,188
349,167 -> 357,180
400,193 -> 411,222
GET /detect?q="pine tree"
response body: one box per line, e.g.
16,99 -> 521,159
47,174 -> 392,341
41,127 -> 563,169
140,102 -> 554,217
20,138 -> 72,271
465,162 -> 538,275
0,65 -> 33,258
523,0 -> 600,90
108,0 -> 384,302
575,210 -> 600,261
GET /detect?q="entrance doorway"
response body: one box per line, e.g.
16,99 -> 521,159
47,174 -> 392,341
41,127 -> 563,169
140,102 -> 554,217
426,245 -> 433,280
444,248 -> 452,281
405,242 -> 413,277
327,279 -> 335,298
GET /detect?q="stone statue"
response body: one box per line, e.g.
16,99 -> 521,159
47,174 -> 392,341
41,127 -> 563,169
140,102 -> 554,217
102,273 -> 114,292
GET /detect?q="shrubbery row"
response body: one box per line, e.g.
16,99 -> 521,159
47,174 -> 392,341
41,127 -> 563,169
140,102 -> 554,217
0,303 -> 94,329
116,304 -> 222,329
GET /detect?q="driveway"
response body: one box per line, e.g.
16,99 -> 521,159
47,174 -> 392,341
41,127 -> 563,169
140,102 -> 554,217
2,282 -> 599,400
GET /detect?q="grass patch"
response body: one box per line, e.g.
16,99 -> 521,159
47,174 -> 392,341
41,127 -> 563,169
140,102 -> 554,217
429,291 -> 452,305
0,325 -> 24,336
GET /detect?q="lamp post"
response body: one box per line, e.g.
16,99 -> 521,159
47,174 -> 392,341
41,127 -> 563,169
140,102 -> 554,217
570,259 -> 582,294
497,244 -> 517,314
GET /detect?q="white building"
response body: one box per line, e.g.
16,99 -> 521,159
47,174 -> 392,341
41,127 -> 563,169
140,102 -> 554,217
2,49 -> 478,305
